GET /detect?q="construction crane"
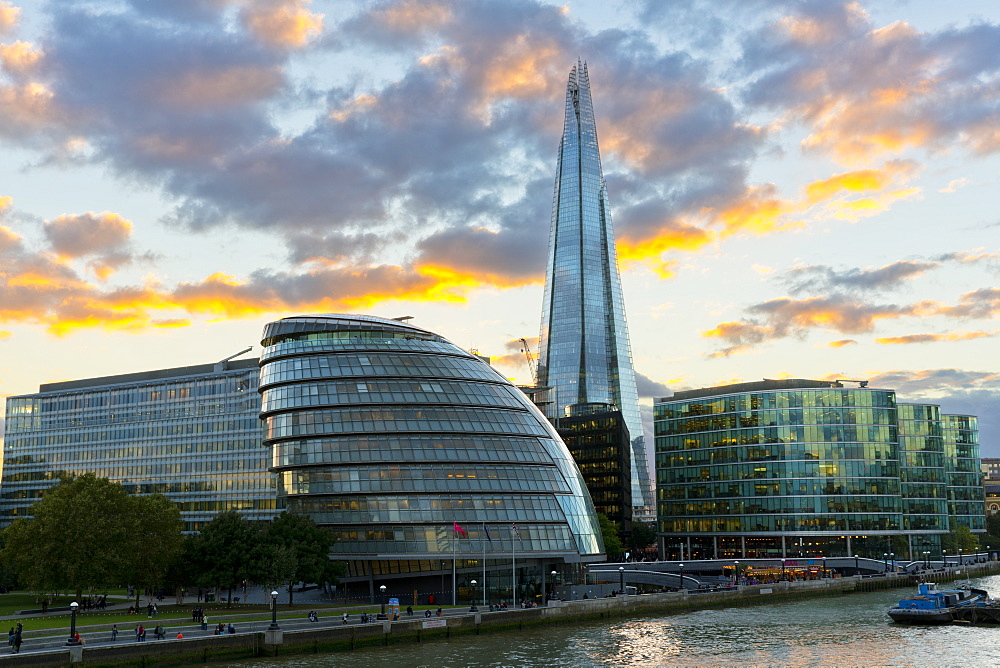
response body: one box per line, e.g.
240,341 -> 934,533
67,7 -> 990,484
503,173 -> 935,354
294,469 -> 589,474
519,338 -> 538,385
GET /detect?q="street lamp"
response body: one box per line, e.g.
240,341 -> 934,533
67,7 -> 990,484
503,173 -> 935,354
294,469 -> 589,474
470,580 -> 478,612
734,560 -> 740,585
890,552 -> 895,572
959,548 -> 964,566
379,585 -> 387,619
679,563 -> 685,590
66,601 -> 80,646
781,558 -> 786,581
268,591 -> 280,630
854,554 -> 859,574
883,552 -> 888,572
619,566 -> 625,595
989,546 -> 992,562
550,570 -> 558,603
923,551 -> 929,569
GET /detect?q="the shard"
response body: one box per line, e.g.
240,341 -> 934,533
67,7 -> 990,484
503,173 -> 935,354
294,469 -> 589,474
537,61 -> 653,512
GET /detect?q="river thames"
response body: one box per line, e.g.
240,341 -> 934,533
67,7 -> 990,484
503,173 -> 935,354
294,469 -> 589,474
227,573 -> 1000,667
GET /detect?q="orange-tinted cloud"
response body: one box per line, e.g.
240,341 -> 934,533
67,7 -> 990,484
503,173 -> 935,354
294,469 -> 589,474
44,212 -> 131,258
153,65 -> 283,111
713,184 -> 801,236
374,0 -> 453,33
875,330 -> 999,345
0,40 -> 41,76
0,82 -> 59,135
479,34 -> 562,102
828,339 -> 857,348
0,195 -> 11,211
241,0 -> 324,49
0,2 -> 19,35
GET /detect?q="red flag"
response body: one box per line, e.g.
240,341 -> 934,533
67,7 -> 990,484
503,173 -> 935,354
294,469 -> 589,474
453,522 -> 467,537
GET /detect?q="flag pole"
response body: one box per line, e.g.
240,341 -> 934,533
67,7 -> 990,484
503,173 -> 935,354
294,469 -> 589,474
512,529 -> 516,608
482,522 -> 487,608
452,526 -> 457,606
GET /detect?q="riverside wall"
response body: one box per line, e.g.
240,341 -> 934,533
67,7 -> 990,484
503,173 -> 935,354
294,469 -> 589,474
7,561 -> 1000,667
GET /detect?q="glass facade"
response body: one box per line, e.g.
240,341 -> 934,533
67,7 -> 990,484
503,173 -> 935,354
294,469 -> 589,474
536,61 -> 652,512
556,409 -> 632,535
654,380 -> 985,559
259,314 -> 604,574
943,414 -> 985,531
1,359 -> 276,531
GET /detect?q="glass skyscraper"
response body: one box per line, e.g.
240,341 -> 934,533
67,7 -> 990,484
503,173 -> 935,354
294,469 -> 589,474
537,61 -> 652,513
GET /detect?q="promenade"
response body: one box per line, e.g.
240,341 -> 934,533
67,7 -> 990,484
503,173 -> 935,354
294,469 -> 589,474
3,560 -> 998,666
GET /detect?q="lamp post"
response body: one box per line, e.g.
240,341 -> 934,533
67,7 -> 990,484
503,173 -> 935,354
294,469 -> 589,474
890,552 -> 895,573
470,580 -> 478,612
923,551 -> 929,569
619,566 -> 625,595
820,557 -> 826,579
551,570 -> 558,603
958,548 -> 964,566
267,591 -> 280,630
679,563 -> 685,590
781,558 -> 786,581
66,601 -> 80,646
989,546 -> 992,562
883,552 -> 888,572
734,560 -> 740,585
379,585 -> 387,619
854,554 -> 859,574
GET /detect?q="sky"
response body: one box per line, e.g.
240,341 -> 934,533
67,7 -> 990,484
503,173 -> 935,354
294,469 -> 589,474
1,0 -> 998,457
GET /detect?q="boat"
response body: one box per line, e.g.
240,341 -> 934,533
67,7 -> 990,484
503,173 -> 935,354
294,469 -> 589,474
887,582 -> 988,624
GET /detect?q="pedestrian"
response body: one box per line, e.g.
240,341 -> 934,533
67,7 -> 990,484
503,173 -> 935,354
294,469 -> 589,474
12,631 -> 21,654
135,624 -> 143,642
152,603 -> 158,617
227,623 -> 235,634
111,624 -> 118,641
155,625 -> 164,640
7,627 -> 12,647
342,612 -> 348,624
406,605 -> 413,616
201,614 -> 208,631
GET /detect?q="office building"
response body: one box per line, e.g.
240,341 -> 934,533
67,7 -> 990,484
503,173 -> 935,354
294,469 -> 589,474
654,379 -> 985,559
258,314 -> 605,599
1,355 -> 276,531
535,61 -> 653,516
555,408 -> 632,536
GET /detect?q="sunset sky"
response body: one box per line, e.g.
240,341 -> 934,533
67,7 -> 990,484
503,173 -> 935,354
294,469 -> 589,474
1,0 -> 998,455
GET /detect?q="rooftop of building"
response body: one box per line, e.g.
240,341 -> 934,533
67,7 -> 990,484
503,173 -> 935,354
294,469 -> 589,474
37,357 -> 259,394
659,378 -> 875,402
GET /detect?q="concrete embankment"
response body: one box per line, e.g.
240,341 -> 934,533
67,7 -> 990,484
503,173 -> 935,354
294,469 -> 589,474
7,561 -> 1000,667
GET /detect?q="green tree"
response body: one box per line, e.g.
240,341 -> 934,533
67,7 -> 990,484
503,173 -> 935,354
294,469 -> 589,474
126,494 -> 184,605
626,522 -> 657,553
942,524 -> 980,553
597,514 -> 623,557
0,474 -> 182,599
261,512 -> 344,604
188,510 -> 263,607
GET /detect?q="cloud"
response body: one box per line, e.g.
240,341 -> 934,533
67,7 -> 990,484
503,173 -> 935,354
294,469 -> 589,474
828,339 -> 857,348
784,259 -> 939,294
740,2 -> 1000,164
635,372 -> 671,398
42,212 -> 145,279
875,330 -> 999,345
240,0 -> 324,49
866,368 -> 1000,395
0,40 -> 42,76
940,177 -> 969,193
0,2 -> 18,35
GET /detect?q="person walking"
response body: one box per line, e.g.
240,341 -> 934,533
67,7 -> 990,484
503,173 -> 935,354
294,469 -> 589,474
7,627 -> 12,647
201,614 -> 208,631
111,624 -> 118,641
12,631 -> 21,654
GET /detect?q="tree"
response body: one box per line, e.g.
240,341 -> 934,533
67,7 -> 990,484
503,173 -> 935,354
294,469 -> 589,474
942,524 -> 979,552
626,522 -> 657,553
126,494 -> 184,605
188,510 -> 263,607
0,474 -> 183,599
597,514 -> 623,557
261,512 -> 344,604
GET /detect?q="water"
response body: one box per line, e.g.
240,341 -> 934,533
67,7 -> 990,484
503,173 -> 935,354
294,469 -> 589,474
224,574 -> 1000,667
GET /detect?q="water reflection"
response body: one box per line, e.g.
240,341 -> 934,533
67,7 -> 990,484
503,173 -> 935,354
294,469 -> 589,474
225,574 -> 1000,667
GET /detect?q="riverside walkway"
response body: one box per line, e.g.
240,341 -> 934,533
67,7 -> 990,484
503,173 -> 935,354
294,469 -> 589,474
4,560 -> 999,666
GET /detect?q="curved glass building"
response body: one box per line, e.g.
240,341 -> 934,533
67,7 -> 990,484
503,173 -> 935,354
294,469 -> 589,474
259,314 -> 604,600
